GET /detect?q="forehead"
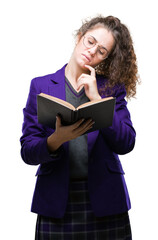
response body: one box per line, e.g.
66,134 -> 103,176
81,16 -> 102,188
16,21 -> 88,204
85,26 -> 114,48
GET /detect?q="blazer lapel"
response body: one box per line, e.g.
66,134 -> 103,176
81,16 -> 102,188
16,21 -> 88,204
48,64 -> 67,101
47,64 -> 69,153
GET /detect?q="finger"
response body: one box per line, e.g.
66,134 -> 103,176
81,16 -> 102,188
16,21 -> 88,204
76,122 -> 94,136
81,119 -> 95,130
77,82 -> 89,92
84,65 -> 96,77
78,73 -> 92,82
74,119 -> 95,135
77,77 -> 90,91
78,73 -> 93,82
55,115 -> 62,129
71,118 -> 85,130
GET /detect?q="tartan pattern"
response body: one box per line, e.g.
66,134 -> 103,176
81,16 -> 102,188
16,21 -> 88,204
35,180 -> 132,240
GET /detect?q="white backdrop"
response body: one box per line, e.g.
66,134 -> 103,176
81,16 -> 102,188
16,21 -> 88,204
0,0 -> 158,239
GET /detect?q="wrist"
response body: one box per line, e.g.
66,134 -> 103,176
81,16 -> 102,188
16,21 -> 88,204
47,132 -> 63,152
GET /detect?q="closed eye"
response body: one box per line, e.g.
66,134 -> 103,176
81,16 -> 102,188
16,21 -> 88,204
99,49 -> 106,55
88,40 -> 94,45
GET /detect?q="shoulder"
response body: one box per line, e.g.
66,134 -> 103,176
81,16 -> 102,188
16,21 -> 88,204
28,73 -> 55,95
31,72 -> 55,86
96,74 -> 108,86
112,84 -> 126,99
96,74 -> 126,99
30,64 -> 67,91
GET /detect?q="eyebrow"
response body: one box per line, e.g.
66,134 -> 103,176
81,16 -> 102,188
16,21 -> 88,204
90,35 -> 109,53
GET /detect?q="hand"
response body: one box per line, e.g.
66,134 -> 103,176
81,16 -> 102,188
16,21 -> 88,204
77,65 -> 101,101
47,115 -> 94,152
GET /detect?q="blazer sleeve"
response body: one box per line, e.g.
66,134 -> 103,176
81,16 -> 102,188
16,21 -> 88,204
20,78 -> 64,165
100,85 -> 136,155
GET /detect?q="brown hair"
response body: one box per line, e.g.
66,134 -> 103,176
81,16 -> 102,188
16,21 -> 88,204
75,15 -> 140,99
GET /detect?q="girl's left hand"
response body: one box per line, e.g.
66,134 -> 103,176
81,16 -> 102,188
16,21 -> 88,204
77,65 -> 101,101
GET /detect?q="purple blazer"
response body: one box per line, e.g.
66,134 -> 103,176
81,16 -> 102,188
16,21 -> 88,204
20,64 -> 136,218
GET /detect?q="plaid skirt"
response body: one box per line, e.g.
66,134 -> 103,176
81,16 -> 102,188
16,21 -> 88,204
35,180 -> 132,240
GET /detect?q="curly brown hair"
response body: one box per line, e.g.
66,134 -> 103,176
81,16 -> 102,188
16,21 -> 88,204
75,15 -> 140,99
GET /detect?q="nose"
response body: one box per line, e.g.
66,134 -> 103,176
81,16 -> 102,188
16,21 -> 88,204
88,45 -> 98,56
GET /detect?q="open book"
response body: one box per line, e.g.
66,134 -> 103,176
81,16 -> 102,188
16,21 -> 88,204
37,93 -> 115,133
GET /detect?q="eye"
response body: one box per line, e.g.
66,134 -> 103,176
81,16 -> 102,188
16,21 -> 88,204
87,37 -> 95,45
99,49 -> 106,55
88,40 -> 94,45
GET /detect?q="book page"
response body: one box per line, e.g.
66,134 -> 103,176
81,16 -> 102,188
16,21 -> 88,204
39,93 -> 76,110
76,97 -> 114,110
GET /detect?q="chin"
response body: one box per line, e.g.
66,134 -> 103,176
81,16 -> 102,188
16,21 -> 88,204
82,59 -> 92,67
81,64 -> 91,72
77,60 -> 88,69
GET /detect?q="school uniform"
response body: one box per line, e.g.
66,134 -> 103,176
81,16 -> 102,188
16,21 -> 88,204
20,64 -> 135,239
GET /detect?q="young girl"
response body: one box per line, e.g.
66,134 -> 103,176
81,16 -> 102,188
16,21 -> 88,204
20,15 -> 139,239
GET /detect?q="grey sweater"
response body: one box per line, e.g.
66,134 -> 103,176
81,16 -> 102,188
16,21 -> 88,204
65,77 -> 89,179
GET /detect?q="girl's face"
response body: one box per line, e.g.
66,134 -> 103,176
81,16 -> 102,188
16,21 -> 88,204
73,26 -> 115,70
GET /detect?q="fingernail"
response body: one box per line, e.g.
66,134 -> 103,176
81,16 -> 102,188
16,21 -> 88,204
90,119 -> 95,123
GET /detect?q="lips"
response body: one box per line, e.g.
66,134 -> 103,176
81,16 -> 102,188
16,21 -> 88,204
82,54 -> 90,62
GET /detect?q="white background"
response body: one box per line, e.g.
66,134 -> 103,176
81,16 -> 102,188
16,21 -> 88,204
0,0 -> 158,239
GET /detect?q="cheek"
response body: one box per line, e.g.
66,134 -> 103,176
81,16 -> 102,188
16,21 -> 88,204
76,37 -> 89,55
74,45 -> 82,59
75,40 -> 84,51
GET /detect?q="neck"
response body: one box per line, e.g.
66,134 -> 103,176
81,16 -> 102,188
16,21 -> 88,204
65,56 -> 89,89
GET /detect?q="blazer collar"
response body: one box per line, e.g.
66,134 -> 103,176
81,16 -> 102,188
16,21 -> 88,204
50,63 -> 67,84
48,64 -> 67,101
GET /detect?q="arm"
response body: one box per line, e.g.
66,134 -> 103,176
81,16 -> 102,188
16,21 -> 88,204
20,78 -> 64,165
101,85 -> 136,155
20,78 -> 94,165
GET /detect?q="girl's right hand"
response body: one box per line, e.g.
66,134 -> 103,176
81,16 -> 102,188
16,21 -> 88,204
47,115 -> 94,153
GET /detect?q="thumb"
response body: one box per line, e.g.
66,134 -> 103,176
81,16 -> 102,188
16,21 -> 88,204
55,115 -> 62,129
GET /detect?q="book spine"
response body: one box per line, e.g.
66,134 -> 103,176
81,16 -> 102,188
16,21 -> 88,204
72,110 -> 78,123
